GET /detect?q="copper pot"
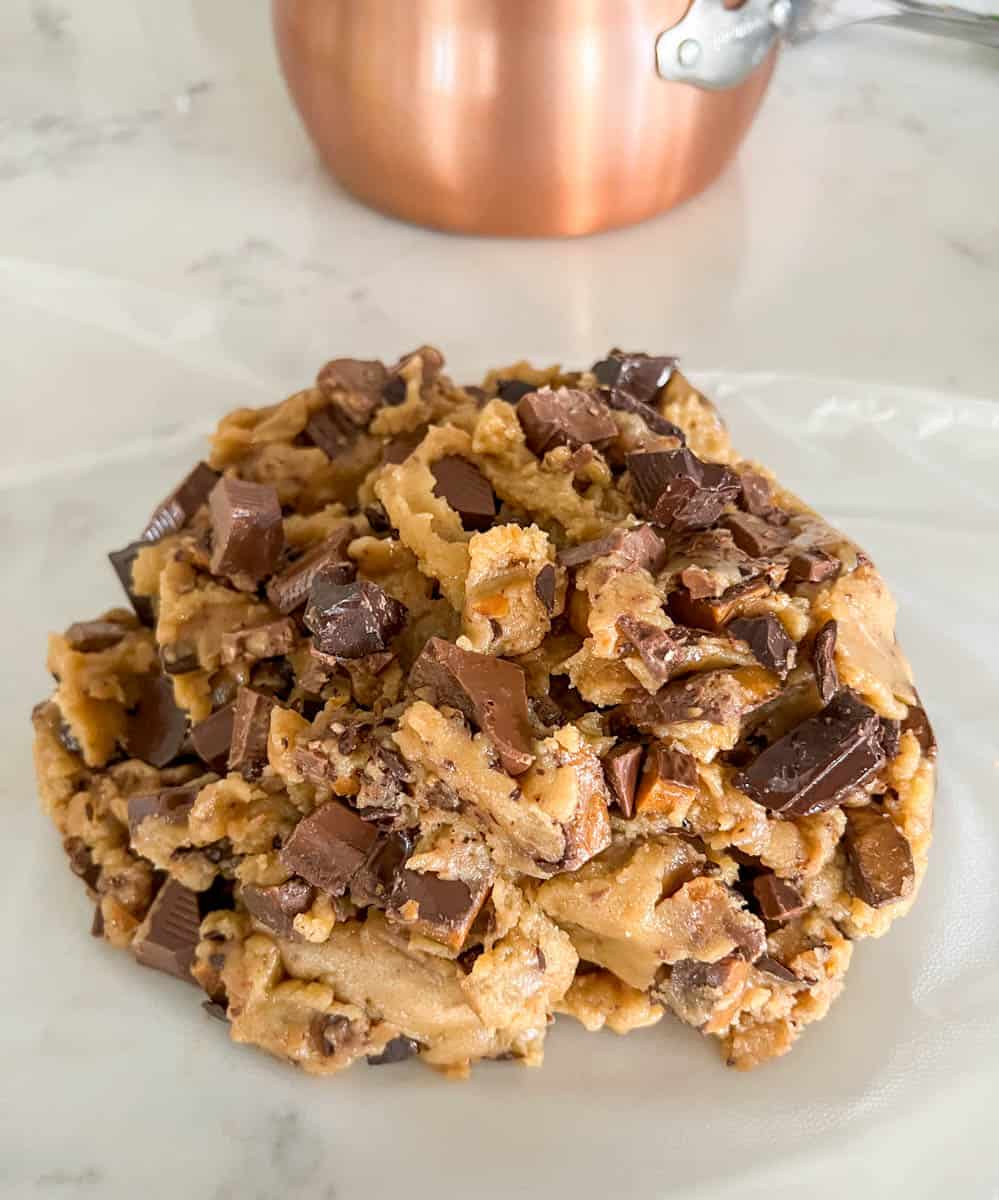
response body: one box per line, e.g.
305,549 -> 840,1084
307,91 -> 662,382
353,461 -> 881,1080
273,0 -> 999,237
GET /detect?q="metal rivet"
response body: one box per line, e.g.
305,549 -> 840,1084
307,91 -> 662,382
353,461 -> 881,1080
769,0 -> 792,30
677,38 -> 702,67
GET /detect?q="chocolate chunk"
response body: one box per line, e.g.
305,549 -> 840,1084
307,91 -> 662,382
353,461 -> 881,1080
517,386 -> 617,457
720,512 -> 791,559
497,379 -> 537,405
141,462 -> 220,542
752,873 -> 807,921
160,641 -> 199,675
671,956 -> 743,993
812,619 -> 839,704
558,525 -> 667,574
350,830 -> 414,908
316,357 -> 389,427
625,670 -> 763,731
727,615 -> 797,679
64,618 -> 130,653
733,690 -> 887,817
627,447 -> 740,532
91,903 -> 105,938
125,675 -> 188,767
367,1036 -> 421,1066
388,869 -> 490,950
534,564 -> 557,614
208,476 -> 284,582
132,879 -> 201,984
202,1001 -> 230,1023
227,687 -> 275,778
220,618 -> 297,665
189,704 -> 235,772
266,529 -> 355,614
902,697 -> 937,758
593,351 -> 676,404
880,719 -> 901,761
668,575 -> 773,633
786,549 -> 840,586
364,502 -> 391,533
601,743 -> 645,818
65,836 -> 100,890
382,376 -> 408,407
128,777 -> 210,837
410,638 -> 536,776
279,800 -> 379,895
844,806 -> 915,908
304,406 -> 355,461
616,618 -> 687,687
383,427 -> 429,464
430,456 -> 496,531
635,743 -> 699,816
241,878 -> 315,938
304,578 -> 407,659
108,541 -> 155,626
738,471 -> 780,519
755,955 -> 804,986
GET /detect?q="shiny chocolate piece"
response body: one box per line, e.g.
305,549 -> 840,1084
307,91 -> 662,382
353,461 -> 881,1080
367,1036 -> 421,1066
497,379 -> 537,405
720,512 -> 791,559
558,524 -> 667,574
279,799 -> 379,895
668,575 -> 773,633
190,703 -> 236,772
382,426 -> 429,465
627,447 -> 740,532
227,687 -> 275,778
141,462 -> 220,543
108,541 -> 155,626
350,830 -> 414,908
534,563 -> 557,614
128,777 -> 212,837
625,670 -> 764,731
737,471 -> 781,520
430,455 -> 496,531
785,549 -> 841,586
616,617 -> 688,687
901,697 -> 937,758
635,743 -> 699,816
812,619 -> 839,704
241,878 -> 315,938
727,614 -> 797,679
305,578 -> 408,659
844,806 -> 914,908
388,869 -> 490,949
305,406 -> 354,460
733,690 -> 887,817
755,955 -> 804,986
316,357 -> 389,427
752,873 -> 807,921
125,675 -> 188,767
601,742 -> 645,818
208,476 -> 284,582
160,641 -> 199,675
266,529 -> 355,614
131,879 -> 201,984
593,351 -> 676,404
517,386 -> 617,457
64,618 -> 131,653
219,618 -> 297,665
410,638 -> 536,775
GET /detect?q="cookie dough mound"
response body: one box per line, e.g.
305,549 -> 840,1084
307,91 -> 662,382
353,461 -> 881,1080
32,349 -> 935,1077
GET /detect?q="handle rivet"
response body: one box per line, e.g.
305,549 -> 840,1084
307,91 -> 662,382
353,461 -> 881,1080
769,0 -> 792,30
677,38 -> 702,66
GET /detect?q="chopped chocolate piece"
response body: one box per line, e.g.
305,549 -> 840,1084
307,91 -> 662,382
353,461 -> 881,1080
65,836 -> 100,890
311,1013 -> 354,1057
304,406 -> 354,460
733,690 -> 887,817
141,462 -> 220,543
880,719 -> 901,761
56,719 -> 82,755
364,501 -> 391,533
220,618 -> 297,665
517,386 -> 617,457
601,743 -> 644,818
430,455 -> 496,531
813,619 -> 839,704
382,376 -> 408,407
125,675 -> 188,767
720,512 -> 791,559
160,640 -> 199,675
558,525 -> 667,574
266,529 -> 355,614
241,878 -> 315,938
305,578 -> 408,659
601,387 -> 685,440
128,777 -> 210,837
625,670 -> 765,731
383,427 -> 429,465
671,956 -> 743,993
410,638 -> 536,776
279,800 -> 379,895
351,830 -> 414,908
227,688 -> 275,778
497,379 -> 536,405
844,806 -> 915,908
366,1036 -> 421,1066
534,563 -> 557,614
727,615 -> 797,679
752,873 -> 807,921
617,617 -> 688,686
202,1001 -> 230,1023
91,904 -> 105,938
64,619 -> 130,653
208,477 -> 283,582
635,743 -> 699,816
668,575 -> 773,633
316,357 -> 389,427
388,869 -> 490,949
738,471 -> 780,519
786,549 -> 840,586
627,447 -> 741,532
755,955 -> 803,986
593,351 -> 677,404
131,879 -> 201,984
108,541 -> 155,626
902,698 -> 937,758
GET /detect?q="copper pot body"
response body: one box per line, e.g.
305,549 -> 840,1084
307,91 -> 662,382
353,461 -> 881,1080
273,0 -> 776,237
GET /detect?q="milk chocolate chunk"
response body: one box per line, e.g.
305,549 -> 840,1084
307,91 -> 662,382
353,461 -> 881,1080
635,743 -> 699,816
305,578 -> 407,659
64,618 -> 131,653
160,641 -> 199,675
902,696 -> 937,758
388,869 -> 490,949
279,800 -> 379,895
625,670 -> 763,731
208,477 -> 284,582
728,615 -> 797,679
720,512 -> 791,559
627,448 -> 740,532
755,955 -> 804,986
227,687 -> 275,778
410,638 -> 536,775
190,703 -> 236,772
534,563 -> 557,614
132,879 -> 201,984
812,619 -> 839,704
316,357 -> 389,428
733,690 -> 886,817
601,742 -> 644,818
128,777 -> 212,837
593,351 -> 676,404
430,455 -> 496,531
517,386 -> 617,457
497,379 -> 536,405
241,878 -> 315,938
668,575 -> 772,633
367,1036 -> 421,1066
752,873 -> 807,922
383,427 -> 429,465
220,618 -> 297,665
617,617 -> 687,686
738,471 -> 781,520
558,525 -> 667,574
126,675 -> 188,767
786,549 -> 840,585
108,541 -> 155,626
844,806 -> 914,908
266,529 -> 355,614
141,462 -> 220,543
304,406 -> 355,460
351,831 -> 414,908
65,836 -> 100,890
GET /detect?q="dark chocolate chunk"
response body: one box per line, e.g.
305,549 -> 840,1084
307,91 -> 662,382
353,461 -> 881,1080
125,675 -> 188,767
517,386 -> 617,457
752,873 -> 807,921
304,406 -> 354,460
108,541 -> 155,626
785,549 -> 840,586
593,351 -> 676,404
430,456 -> 496,531
901,697 -> 937,758
279,800 -> 379,895
388,869 -> 490,949
208,476 -> 284,582
366,1036 -> 421,1066
91,904 -> 105,938
304,578 -> 408,659
738,471 -> 780,519
844,806 -> 914,908
382,376 -> 408,407
534,564 -> 557,614
227,687 -> 275,778
410,638 -> 536,775
601,742 -> 645,818
720,512 -> 792,559
634,743 -> 699,816
497,379 -> 537,405
64,836 -> 100,890
64,618 -> 130,653
627,447 -> 740,532
316,358 -> 389,427
670,956 -> 742,993
812,619 -> 839,704
668,575 -> 773,633
558,525 -> 667,574
363,502 -> 391,533
127,777 -> 211,837
880,719 -> 901,761
383,427 -> 428,464
624,670 -> 764,731
266,529 -> 355,614
616,617 -> 688,686
733,690 -> 887,817
189,704 -> 235,772
202,1001 -> 230,1023
755,955 -> 804,986
728,615 -> 797,679
350,830 -> 414,908
141,462 -> 220,542
160,640 -> 199,675
131,879 -> 201,984
601,388 -> 685,441
241,878 -> 315,938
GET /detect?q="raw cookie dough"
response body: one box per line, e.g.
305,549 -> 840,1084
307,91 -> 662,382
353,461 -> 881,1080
32,348 -> 936,1077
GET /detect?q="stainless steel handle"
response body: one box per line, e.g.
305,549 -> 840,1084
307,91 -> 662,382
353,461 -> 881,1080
789,0 -> 999,44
